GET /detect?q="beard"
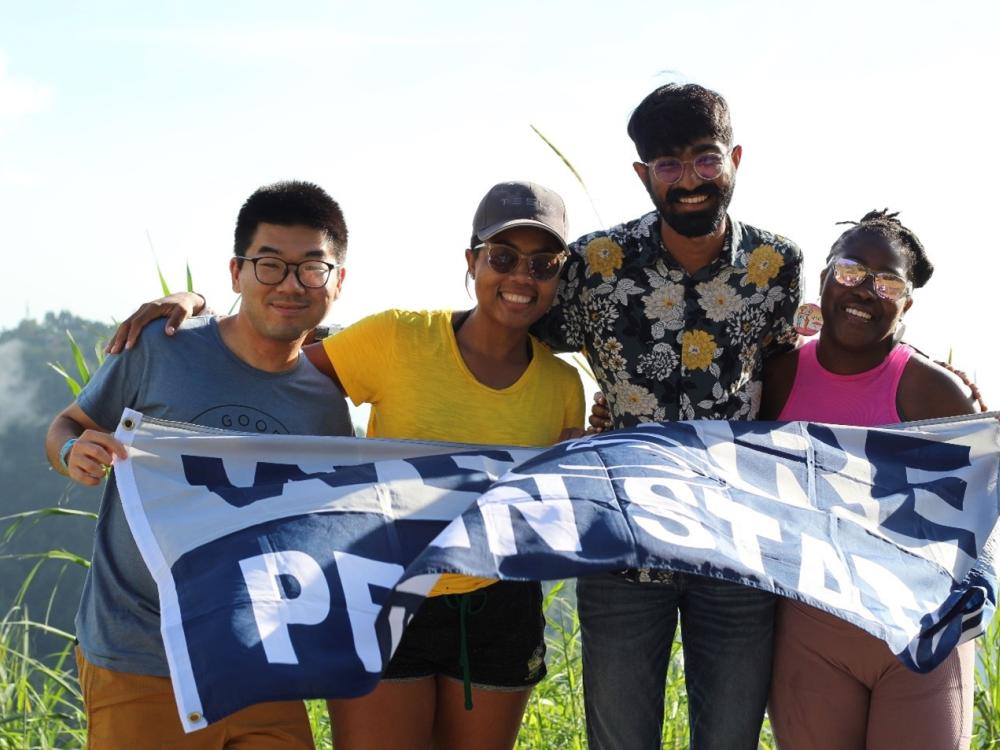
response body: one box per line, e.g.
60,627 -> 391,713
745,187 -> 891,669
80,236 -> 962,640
650,179 -> 735,238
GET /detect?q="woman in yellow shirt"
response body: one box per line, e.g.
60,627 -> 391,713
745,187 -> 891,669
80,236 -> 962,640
303,181 -> 584,750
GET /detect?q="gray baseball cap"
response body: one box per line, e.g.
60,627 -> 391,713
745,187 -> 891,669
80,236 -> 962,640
472,181 -> 568,250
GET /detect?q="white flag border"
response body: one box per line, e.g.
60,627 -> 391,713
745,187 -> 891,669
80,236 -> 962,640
113,408 -> 208,733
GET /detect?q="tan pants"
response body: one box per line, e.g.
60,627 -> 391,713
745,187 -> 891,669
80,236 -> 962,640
769,600 -> 973,750
75,648 -> 315,750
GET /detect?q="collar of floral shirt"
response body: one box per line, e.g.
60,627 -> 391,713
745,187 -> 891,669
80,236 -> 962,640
651,213 -> 741,279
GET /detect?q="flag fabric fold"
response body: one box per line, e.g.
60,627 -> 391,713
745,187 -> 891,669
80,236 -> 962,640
111,408 -> 1000,732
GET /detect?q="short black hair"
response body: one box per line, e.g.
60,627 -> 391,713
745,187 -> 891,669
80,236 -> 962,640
233,181 -> 348,264
627,83 -> 734,162
828,209 -> 933,289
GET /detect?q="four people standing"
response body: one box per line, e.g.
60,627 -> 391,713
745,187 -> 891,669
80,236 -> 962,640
44,80 -> 982,750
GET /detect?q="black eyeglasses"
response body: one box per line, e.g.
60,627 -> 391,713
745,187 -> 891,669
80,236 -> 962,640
244,256 -> 340,288
473,243 -> 567,281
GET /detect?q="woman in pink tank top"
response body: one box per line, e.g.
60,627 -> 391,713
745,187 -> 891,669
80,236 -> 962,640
761,211 -> 978,750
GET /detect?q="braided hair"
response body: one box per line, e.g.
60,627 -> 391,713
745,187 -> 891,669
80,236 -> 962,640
827,209 -> 933,289
829,210 -> 988,411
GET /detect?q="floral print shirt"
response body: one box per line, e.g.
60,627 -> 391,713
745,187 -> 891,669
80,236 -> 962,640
537,211 -> 802,426
536,212 -> 802,582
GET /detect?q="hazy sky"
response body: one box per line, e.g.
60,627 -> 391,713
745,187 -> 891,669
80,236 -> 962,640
2,1 -> 998,396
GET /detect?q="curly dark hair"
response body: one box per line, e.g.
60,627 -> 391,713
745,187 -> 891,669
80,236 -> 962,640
828,209 -> 933,289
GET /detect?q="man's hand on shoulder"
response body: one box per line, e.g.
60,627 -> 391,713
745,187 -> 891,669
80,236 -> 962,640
105,291 -> 208,354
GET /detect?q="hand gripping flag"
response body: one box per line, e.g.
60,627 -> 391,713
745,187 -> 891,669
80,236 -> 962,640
111,409 -> 1000,732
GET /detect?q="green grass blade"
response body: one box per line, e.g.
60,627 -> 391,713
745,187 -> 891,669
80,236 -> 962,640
0,551 -> 91,570
156,263 -> 171,296
186,261 -> 194,293
65,331 -> 90,385
530,124 -> 604,227
530,125 -> 587,188
570,353 -> 597,391
0,507 -> 99,525
147,230 -> 171,296
45,363 -> 81,398
93,340 -> 106,369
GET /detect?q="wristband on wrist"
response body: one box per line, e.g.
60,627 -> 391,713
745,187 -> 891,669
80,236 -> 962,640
59,437 -> 78,469
193,292 -> 208,315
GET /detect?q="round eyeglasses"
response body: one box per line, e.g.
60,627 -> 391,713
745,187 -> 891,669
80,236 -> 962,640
829,258 -> 911,301
244,256 -> 340,288
642,152 -> 729,185
473,243 -> 567,281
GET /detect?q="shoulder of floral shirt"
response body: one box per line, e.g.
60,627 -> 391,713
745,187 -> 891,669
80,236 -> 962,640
730,219 -> 803,266
568,211 -> 660,254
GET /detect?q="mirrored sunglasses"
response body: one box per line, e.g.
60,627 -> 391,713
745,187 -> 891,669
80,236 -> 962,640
830,258 -> 911,301
645,152 -> 727,185
475,243 -> 567,281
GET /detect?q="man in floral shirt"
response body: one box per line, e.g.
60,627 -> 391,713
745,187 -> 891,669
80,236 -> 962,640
535,84 -> 802,749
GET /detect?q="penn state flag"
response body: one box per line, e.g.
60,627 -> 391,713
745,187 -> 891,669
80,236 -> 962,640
111,409 -> 1000,732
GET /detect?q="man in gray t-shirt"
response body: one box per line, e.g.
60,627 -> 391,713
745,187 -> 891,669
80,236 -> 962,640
45,181 -> 352,749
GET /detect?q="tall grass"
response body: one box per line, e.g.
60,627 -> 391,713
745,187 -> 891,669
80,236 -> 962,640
5,561 -> 1000,748
976,618 -> 1000,746
0,568 -> 85,750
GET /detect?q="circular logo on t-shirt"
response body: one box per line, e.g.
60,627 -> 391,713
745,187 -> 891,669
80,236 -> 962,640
192,405 -> 290,434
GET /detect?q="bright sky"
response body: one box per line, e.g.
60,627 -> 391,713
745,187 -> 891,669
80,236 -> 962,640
2,1 -> 998,398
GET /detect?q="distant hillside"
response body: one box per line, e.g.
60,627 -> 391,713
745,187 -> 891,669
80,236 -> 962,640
0,312 -> 113,635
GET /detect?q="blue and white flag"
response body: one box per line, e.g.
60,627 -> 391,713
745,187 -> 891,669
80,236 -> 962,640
112,409 -> 1000,732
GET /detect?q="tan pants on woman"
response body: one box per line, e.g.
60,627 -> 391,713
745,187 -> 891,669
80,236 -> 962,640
768,599 -> 974,750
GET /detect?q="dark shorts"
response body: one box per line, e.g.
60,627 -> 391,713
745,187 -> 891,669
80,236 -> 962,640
383,581 -> 546,690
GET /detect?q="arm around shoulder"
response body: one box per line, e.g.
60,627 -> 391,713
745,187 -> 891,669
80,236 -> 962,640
105,291 -> 208,354
303,342 -> 345,393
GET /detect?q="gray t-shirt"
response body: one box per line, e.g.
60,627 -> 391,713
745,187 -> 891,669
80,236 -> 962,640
75,317 -> 352,676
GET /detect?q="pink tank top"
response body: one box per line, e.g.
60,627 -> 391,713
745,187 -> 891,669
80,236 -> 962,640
777,340 -> 912,427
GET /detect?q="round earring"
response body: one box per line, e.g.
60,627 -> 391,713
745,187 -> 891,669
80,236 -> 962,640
793,302 -> 823,336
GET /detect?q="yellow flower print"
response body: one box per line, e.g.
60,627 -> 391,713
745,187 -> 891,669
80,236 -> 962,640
585,237 -> 624,279
745,244 -> 784,287
682,330 -> 716,371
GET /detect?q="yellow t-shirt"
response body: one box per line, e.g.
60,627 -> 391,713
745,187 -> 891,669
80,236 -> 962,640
322,309 -> 585,595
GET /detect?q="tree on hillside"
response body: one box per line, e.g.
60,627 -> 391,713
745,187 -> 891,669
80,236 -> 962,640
0,312 -> 113,635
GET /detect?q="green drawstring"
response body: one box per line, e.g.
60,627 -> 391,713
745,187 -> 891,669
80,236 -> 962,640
444,590 -> 488,710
